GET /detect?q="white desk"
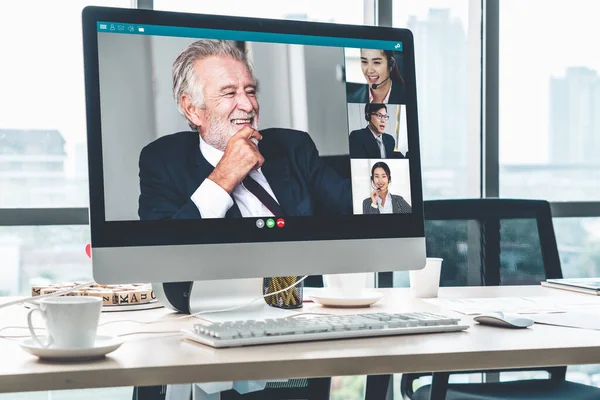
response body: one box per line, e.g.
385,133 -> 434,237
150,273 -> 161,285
1,286 -> 600,394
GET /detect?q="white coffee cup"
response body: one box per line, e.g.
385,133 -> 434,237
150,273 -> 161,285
27,296 -> 102,349
323,273 -> 369,297
409,258 -> 443,298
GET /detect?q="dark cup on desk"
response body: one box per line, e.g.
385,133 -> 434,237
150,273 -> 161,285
263,276 -> 303,309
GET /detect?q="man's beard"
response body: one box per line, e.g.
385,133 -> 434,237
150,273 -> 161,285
202,109 -> 258,151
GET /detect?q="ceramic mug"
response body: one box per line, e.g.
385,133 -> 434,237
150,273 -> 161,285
322,273 -> 369,296
27,296 -> 102,349
409,258 -> 443,298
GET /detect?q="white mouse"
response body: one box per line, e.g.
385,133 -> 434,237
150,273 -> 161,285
474,312 -> 534,329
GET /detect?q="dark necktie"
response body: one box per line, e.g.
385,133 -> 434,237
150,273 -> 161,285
242,175 -> 284,216
376,136 -> 386,158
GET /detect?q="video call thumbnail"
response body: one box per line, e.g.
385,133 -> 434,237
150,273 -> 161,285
351,159 -> 412,215
96,31 -> 412,222
344,48 -> 406,105
347,103 -> 408,159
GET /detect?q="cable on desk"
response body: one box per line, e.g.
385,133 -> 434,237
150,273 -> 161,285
98,275 -> 311,327
0,282 -> 95,341
0,281 -> 95,311
0,277 -> 319,341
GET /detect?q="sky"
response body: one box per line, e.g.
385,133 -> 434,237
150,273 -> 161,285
0,0 -> 130,176
498,0 -> 600,164
1,0 -> 599,172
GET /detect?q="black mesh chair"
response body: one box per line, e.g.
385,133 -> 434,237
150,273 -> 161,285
368,198 -> 600,400
220,378 -> 331,400
133,379 -> 330,400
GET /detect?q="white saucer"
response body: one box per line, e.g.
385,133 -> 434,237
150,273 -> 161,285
19,335 -> 123,361
24,300 -> 163,313
102,300 -> 164,312
309,290 -> 384,308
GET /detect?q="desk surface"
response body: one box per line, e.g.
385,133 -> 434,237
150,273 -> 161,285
2,285 -> 600,393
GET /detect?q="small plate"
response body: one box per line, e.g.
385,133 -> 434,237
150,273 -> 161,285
24,300 -> 163,313
102,300 -> 164,312
19,335 -> 123,361
309,291 -> 384,308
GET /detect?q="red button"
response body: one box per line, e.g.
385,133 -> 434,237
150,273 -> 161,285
276,218 -> 285,228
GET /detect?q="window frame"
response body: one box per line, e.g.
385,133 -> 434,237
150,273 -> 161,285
483,0 -> 600,218
1,0 -> 597,228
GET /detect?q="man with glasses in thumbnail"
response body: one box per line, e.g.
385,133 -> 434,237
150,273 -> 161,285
349,103 -> 405,159
138,40 -> 351,220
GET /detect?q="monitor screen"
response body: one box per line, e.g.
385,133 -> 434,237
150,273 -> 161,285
83,7 -> 425,283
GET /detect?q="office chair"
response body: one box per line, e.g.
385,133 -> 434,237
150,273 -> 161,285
220,378 -> 331,400
368,198 -> 600,400
133,378 -> 330,400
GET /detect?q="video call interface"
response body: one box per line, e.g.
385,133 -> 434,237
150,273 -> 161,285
97,22 -> 413,225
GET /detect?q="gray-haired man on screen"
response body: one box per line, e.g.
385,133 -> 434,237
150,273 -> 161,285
138,40 -> 351,220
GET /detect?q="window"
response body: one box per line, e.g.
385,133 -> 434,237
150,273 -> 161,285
0,226 -> 91,296
393,0 -> 481,200
2,0 -> 600,397
0,0 -> 132,208
499,0 -> 600,201
154,0 -> 366,24
554,217 -> 600,278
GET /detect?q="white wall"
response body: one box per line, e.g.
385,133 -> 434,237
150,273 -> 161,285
250,42 -> 296,131
151,36 -> 196,137
303,45 -> 349,156
98,33 -> 157,221
397,104 -> 408,156
350,159 -> 411,214
344,47 -> 363,84
251,42 -> 349,155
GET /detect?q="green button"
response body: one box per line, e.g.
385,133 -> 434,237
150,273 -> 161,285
266,218 -> 275,228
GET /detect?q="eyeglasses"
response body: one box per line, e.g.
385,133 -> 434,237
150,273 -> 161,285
372,113 -> 389,121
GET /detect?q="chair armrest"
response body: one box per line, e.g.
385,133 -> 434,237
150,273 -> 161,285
401,373 -> 452,400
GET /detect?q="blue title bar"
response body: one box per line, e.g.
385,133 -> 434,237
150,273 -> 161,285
97,22 -> 403,51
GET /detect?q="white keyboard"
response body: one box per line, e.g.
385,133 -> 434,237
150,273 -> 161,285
182,312 -> 469,348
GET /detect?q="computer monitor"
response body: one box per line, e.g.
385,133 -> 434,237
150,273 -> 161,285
82,7 -> 425,308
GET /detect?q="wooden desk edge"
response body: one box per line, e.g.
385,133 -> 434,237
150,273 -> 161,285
2,346 -> 600,393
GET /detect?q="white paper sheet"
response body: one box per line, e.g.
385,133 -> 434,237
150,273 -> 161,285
424,296 -> 600,315
530,312 -> 600,330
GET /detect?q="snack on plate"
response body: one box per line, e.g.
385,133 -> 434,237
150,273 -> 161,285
31,283 -> 156,306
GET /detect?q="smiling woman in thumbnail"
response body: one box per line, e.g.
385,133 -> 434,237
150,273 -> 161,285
362,161 -> 411,214
347,49 -> 405,104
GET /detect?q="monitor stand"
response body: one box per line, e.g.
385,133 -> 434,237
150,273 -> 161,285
153,278 -> 299,323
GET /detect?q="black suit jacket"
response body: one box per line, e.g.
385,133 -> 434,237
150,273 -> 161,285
138,129 -> 352,220
348,127 -> 405,159
346,82 -> 406,104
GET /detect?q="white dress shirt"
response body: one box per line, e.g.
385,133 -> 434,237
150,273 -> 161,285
372,192 -> 393,214
369,81 -> 392,104
190,136 -> 279,218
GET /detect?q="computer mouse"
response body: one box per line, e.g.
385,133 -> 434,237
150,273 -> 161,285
474,312 -> 534,329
